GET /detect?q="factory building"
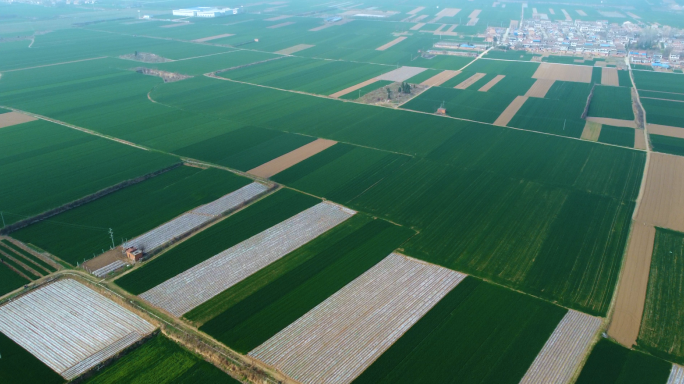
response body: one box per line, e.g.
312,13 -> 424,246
172,7 -> 241,18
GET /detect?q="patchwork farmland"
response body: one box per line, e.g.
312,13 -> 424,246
2,0 -> 684,383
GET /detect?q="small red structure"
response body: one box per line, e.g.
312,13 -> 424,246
125,247 -> 144,262
436,107 -> 447,115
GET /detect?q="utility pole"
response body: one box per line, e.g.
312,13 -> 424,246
109,228 -> 115,249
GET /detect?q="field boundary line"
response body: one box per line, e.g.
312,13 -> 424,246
202,74 -> 647,153
0,56 -> 108,72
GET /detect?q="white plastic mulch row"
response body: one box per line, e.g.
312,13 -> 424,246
669,365 -> 684,384
0,279 -> 155,380
92,260 -> 127,278
249,253 -> 466,384
519,310 -> 602,384
126,182 -> 268,253
140,202 -> 355,317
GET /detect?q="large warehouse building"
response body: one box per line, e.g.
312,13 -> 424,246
172,7 -> 241,17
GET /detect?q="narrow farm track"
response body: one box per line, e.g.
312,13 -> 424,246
0,56 -> 107,72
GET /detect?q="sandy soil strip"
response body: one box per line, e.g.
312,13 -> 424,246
265,15 -> 292,21
626,12 -> 641,19
478,75 -> 505,92
669,365 -> 684,383
577,10 -> 587,16
635,129 -> 647,150
467,17 -> 479,26
161,22 -> 191,28
549,8 -> 556,14
607,223 -> 656,347
420,70 -> 461,86
376,66 -> 428,82
329,78 -> 379,98
141,202 -> 355,317
410,22 -> 426,30
533,62 -> 592,83
406,6 -> 425,14
581,121 -> 602,141
433,24 -> 447,33
274,44 -> 315,55
413,14 -> 428,22
520,311 -> 602,384
561,9 -> 572,21
468,9 -> 482,18
192,33 -> 235,43
601,67 -> 619,86
525,78 -> 555,98
268,21 -> 295,29
435,7 -> 461,17
635,153 -> 684,233
454,73 -> 486,89
0,279 -> 155,379
249,253 -> 466,384
446,24 -> 457,32
248,139 -> 337,178
376,36 -> 407,51
649,124 -> 684,139
494,96 -> 528,126
586,117 -> 637,128
0,111 -> 37,129
594,61 -> 607,68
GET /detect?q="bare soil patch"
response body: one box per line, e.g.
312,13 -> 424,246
421,70 -> 461,86
119,52 -> 173,63
635,129 -> 647,150
376,36 -> 407,51
586,117 -> 637,128
581,121 -> 602,141
455,73 -> 486,89
161,22 -> 191,28
478,75 -> 505,92
265,15 -> 292,21
192,33 -> 235,43
635,153 -> 684,233
533,62 -> 592,83
435,8 -> 461,17
608,222 -> 656,347
0,112 -> 37,129
648,124 -> 684,139
594,61 -> 607,67
525,79 -> 555,98
601,67 -> 619,86
363,82 -> 429,107
330,78 -> 379,98
267,21 -> 295,29
134,67 -> 191,83
274,44 -> 314,55
309,18 -> 352,31
626,12 -> 641,19
549,8 -> 556,14
494,96 -> 528,126
376,66 -> 428,82
248,139 -> 337,178
82,246 -> 130,271
577,9 -> 587,16
407,6 -> 425,14
410,22 -> 426,30
468,9 -> 482,18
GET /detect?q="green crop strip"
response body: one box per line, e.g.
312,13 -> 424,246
0,240 -> 56,273
0,331 -> 63,384
589,86 -> 635,121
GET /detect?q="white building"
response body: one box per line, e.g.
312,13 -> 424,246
172,7 -> 241,17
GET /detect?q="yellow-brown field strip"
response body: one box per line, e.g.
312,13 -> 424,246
533,62 -> 592,83
626,11 -> 641,19
329,78 -> 379,98
635,129 -> 647,150
267,21 -> 295,29
586,117 -> 637,128
454,73 -> 486,89
525,79 -> 555,98
577,9 -> 587,16
376,36 -> 407,51
265,15 -> 292,21
580,121 -> 602,141
420,70 -> 461,86
636,153 -> 684,233
0,111 -> 38,129
192,33 -> 235,43
161,22 -> 191,28
435,7 -> 461,17
274,44 -> 315,55
549,8 -> 556,14
410,22 -> 426,30
468,9 -> 482,18
648,124 -> 684,139
478,75 -> 505,92
494,96 -> 528,126
406,6 -> 425,14
247,139 -> 337,178
608,223 -> 656,347
601,67 -> 619,86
